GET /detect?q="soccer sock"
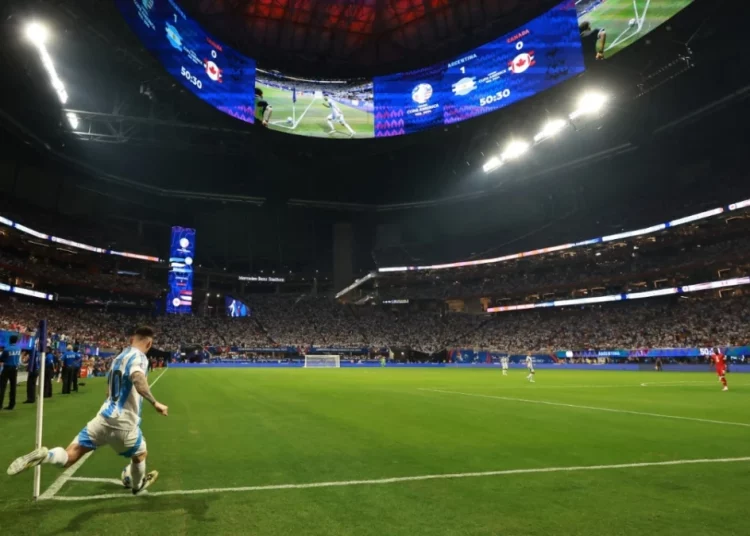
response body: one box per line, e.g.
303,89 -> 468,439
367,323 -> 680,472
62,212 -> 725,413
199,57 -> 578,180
130,460 -> 146,490
44,447 -> 68,467
345,123 -> 355,134
721,377 -> 727,387
327,120 -> 334,131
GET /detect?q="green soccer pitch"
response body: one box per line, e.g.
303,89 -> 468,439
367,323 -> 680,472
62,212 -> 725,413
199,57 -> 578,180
256,84 -> 375,139
580,0 -> 694,58
2,368 -> 749,535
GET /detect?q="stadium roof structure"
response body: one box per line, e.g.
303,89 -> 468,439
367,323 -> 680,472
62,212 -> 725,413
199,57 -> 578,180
179,0 -> 561,77
0,0 -> 744,210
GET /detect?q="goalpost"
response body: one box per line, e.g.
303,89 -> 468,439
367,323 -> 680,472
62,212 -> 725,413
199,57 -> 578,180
304,355 -> 340,368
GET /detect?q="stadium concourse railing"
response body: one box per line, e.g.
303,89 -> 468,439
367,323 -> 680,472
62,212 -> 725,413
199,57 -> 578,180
336,197 -> 750,299
0,214 -> 161,262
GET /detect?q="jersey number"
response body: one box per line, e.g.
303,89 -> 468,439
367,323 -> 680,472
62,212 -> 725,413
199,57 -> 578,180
109,370 -> 123,402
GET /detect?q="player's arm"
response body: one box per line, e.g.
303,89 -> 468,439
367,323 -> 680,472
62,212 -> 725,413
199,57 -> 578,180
596,30 -> 607,59
131,370 -> 169,416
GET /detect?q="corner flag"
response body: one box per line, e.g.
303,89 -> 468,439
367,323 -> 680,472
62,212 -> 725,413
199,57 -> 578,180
292,87 -> 297,103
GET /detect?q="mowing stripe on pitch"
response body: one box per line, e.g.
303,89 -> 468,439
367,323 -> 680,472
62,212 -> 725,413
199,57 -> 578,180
47,456 -> 750,502
39,367 -> 169,500
419,389 -> 750,428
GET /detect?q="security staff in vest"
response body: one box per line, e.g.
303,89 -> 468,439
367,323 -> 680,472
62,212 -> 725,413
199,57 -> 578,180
61,344 -> 78,395
44,347 -> 55,398
23,347 -> 41,404
0,335 -> 23,410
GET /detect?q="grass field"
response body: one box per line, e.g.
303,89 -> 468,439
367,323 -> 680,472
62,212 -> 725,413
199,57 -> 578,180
2,368 -> 750,535
256,84 -> 374,139
578,0 -> 694,57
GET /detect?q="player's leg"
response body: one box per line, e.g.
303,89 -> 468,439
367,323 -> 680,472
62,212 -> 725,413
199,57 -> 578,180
720,371 -> 728,390
116,427 -> 158,494
326,114 -> 335,133
7,432 -> 95,475
341,118 -> 355,136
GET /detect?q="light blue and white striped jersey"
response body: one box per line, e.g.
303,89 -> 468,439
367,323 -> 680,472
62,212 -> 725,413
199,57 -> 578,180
327,99 -> 342,115
99,347 -> 148,430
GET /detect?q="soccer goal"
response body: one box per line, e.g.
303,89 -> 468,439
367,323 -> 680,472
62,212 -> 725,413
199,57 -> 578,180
304,355 -> 340,368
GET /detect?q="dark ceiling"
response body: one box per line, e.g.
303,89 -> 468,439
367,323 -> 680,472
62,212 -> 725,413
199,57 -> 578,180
0,0 -> 745,209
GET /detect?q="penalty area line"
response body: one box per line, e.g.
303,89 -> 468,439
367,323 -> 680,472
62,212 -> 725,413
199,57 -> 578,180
419,389 -> 750,428
48,456 -> 750,502
38,367 -> 170,501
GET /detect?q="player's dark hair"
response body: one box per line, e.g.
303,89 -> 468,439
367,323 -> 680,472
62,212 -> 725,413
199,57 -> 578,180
133,326 -> 155,340
9,335 -> 19,344
579,21 -> 591,32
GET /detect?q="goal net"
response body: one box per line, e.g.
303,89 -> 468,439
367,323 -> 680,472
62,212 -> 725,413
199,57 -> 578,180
304,355 -> 340,368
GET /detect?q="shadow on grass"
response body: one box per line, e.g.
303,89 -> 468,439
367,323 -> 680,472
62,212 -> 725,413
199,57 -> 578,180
5,494 -> 219,536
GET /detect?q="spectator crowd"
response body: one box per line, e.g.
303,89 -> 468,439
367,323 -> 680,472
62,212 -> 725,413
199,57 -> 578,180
1,292 -> 748,356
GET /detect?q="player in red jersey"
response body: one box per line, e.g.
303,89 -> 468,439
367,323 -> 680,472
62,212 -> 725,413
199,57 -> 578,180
709,348 -> 728,391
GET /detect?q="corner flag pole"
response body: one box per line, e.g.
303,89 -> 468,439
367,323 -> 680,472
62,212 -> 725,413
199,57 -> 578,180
33,319 -> 47,500
292,86 -> 297,124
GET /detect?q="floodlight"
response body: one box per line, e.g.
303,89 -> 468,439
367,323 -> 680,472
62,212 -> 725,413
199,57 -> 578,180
534,119 -> 567,142
66,112 -> 79,129
501,140 -> 530,161
570,92 -> 607,119
26,23 -> 49,45
482,156 -> 502,173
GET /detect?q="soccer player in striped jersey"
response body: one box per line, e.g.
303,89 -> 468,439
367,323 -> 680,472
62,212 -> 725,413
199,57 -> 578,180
323,95 -> 355,137
7,326 -> 168,495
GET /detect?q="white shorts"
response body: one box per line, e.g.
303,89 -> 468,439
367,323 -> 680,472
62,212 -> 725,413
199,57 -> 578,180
502,364 -> 508,370
328,112 -> 344,124
74,415 -> 147,458
527,367 -> 535,373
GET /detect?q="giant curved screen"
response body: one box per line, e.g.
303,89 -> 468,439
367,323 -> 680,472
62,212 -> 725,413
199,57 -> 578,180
116,0 -> 693,139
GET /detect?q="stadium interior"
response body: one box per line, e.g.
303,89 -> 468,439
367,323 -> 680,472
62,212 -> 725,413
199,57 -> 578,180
0,0 -> 749,534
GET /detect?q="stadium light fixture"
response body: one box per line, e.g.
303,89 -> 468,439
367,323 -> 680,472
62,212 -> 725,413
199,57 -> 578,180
25,22 -> 49,45
570,92 -> 607,119
482,156 -> 502,173
66,112 -> 79,129
501,140 -> 530,161
534,119 -> 567,143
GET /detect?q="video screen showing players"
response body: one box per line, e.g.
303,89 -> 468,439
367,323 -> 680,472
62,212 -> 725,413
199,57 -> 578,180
576,0 -> 695,62
115,0 -> 256,123
255,69 -> 374,139
225,296 -> 250,318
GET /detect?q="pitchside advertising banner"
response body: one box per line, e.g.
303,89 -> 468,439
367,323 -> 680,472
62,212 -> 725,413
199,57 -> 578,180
116,0 -> 694,139
167,226 -> 195,314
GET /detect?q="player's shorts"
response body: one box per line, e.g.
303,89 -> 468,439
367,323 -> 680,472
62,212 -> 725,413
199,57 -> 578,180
328,112 -> 345,124
527,367 -> 535,373
716,367 -> 727,376
74,416 -> 147,458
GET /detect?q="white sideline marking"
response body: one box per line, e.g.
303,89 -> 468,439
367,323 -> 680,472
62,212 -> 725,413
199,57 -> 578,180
38,368 -> 169,500
419,389 -> 750,428
38,452 -> 93,500
47,456 -> 750,502
69,476 -> 122,485
148,367 -> 168,388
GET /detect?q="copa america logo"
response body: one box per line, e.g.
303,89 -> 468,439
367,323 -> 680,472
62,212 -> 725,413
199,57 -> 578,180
411,83 -> 433,105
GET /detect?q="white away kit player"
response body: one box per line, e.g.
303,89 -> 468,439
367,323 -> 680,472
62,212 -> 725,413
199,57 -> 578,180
7,326 -> 168,495
501,356 -> 509,376
526,355 -> 535,382
323,95 -> 355,137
